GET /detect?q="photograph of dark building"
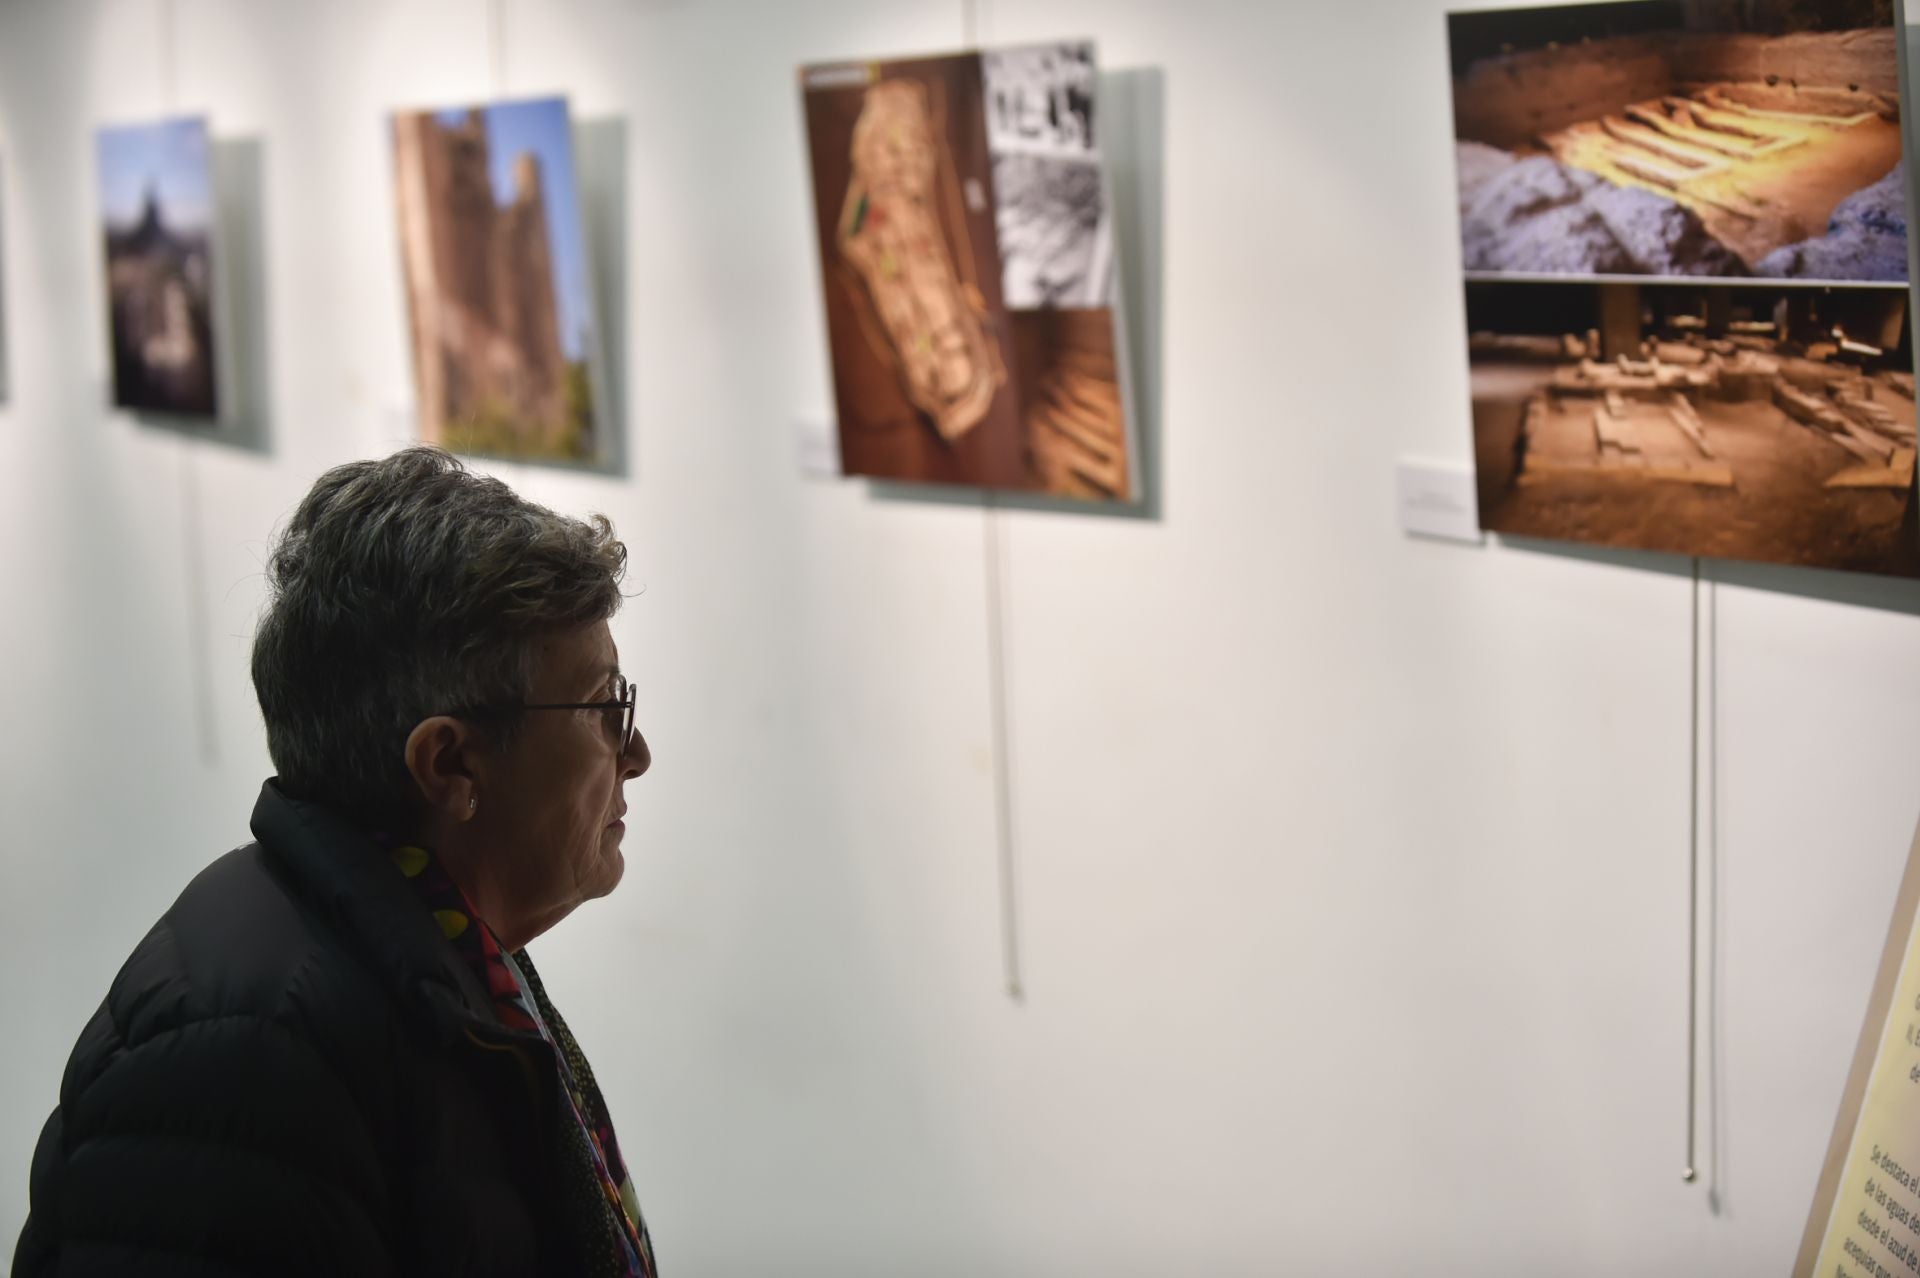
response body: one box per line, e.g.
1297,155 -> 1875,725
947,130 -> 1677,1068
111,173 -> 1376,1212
96,116 -> 219,417
1467,279 -> 1917,575
1449,0 -> 1908,281
392,96 -> 601,463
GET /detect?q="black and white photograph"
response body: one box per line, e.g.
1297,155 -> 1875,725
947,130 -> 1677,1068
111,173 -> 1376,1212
983,41 -> 1112,309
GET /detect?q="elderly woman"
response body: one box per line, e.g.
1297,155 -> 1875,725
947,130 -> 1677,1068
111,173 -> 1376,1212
15,448 -> 656,1276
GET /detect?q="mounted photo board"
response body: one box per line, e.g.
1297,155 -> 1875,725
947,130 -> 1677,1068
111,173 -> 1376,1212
96,115 -> 221,419
1794,816 -> 1920,1278
391,96 -> 607,465
1447,0 -> 1920,577
799,42 -> 1139,503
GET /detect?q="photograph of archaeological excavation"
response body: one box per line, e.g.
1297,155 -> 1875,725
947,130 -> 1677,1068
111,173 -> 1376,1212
801,49 -> 1135,501
802,52 -> 1030,492
1467,280 -> 1919,576
97,116 -> 219,417
392,96 -> 602,463
1450,0 -> 1908,281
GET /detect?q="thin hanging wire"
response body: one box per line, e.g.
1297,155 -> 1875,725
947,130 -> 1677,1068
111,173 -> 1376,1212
961,0 -> 1020,1001
160,0 -> 178,111
480,0 -> 536,488
1684,556 -> 1701,1184
985,500 -> 1022,1001
179,447 -> 218,765
1706,569 -> 1722,1207
158,0 -> 218,766
488,0 -> 507,96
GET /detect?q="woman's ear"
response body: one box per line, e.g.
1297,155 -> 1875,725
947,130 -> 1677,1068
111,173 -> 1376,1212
403,716 -> 482,826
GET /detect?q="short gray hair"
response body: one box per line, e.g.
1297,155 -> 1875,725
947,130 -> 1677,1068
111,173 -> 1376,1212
253,447 -> 627,831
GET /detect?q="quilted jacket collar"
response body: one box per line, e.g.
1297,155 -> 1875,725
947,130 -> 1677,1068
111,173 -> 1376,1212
249,778 -> 504,1045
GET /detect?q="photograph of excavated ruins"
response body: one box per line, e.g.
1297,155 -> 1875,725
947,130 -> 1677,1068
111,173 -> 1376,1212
97,116 -> 219,417
802,52 -> 1027,492
1467,280 -> 1919,575
392,96 -> 602,463
1450,0 -> 1909,281
801,48 -> 1135,502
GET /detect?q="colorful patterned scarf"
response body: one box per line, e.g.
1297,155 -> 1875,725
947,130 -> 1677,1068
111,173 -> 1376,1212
391,844 -> 658,1278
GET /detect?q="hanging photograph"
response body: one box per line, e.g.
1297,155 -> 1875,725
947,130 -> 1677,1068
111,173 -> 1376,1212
1466,279 -> 1918,576
391,96 -> 604,463
1448,0 -> 1908,282
800,43 -> 1137,502
96,116 -> 219,417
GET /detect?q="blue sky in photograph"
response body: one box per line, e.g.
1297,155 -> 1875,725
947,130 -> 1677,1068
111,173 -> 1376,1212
96,116 -> 213,234
434,97 -> 594,362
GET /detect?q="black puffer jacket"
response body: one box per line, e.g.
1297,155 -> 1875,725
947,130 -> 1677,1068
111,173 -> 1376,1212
14,781 -> 640,1276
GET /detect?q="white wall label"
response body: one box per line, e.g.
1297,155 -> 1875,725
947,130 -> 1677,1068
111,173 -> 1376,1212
795,414 -> 842,480
1396,458 -> 1482,545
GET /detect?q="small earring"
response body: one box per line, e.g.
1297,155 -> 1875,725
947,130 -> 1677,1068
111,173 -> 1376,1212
468,796 -> 478,815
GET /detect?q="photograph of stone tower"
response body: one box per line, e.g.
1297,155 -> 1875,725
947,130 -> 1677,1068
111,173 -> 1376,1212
392,96 -> 600,463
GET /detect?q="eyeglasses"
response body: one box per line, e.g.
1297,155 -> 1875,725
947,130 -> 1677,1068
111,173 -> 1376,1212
515,675 -> 637,751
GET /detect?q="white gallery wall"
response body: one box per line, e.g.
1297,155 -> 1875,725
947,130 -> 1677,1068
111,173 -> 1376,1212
3,0 -> 1919,1273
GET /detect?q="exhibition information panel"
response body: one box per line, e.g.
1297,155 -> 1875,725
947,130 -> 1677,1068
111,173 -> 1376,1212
1802,822 -> 1920,1278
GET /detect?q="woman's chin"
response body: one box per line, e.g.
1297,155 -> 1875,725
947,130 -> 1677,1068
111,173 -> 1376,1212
589,841 -> 626,898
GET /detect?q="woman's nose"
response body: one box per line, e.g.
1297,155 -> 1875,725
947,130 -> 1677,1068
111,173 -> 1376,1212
621,729 -> 651,780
